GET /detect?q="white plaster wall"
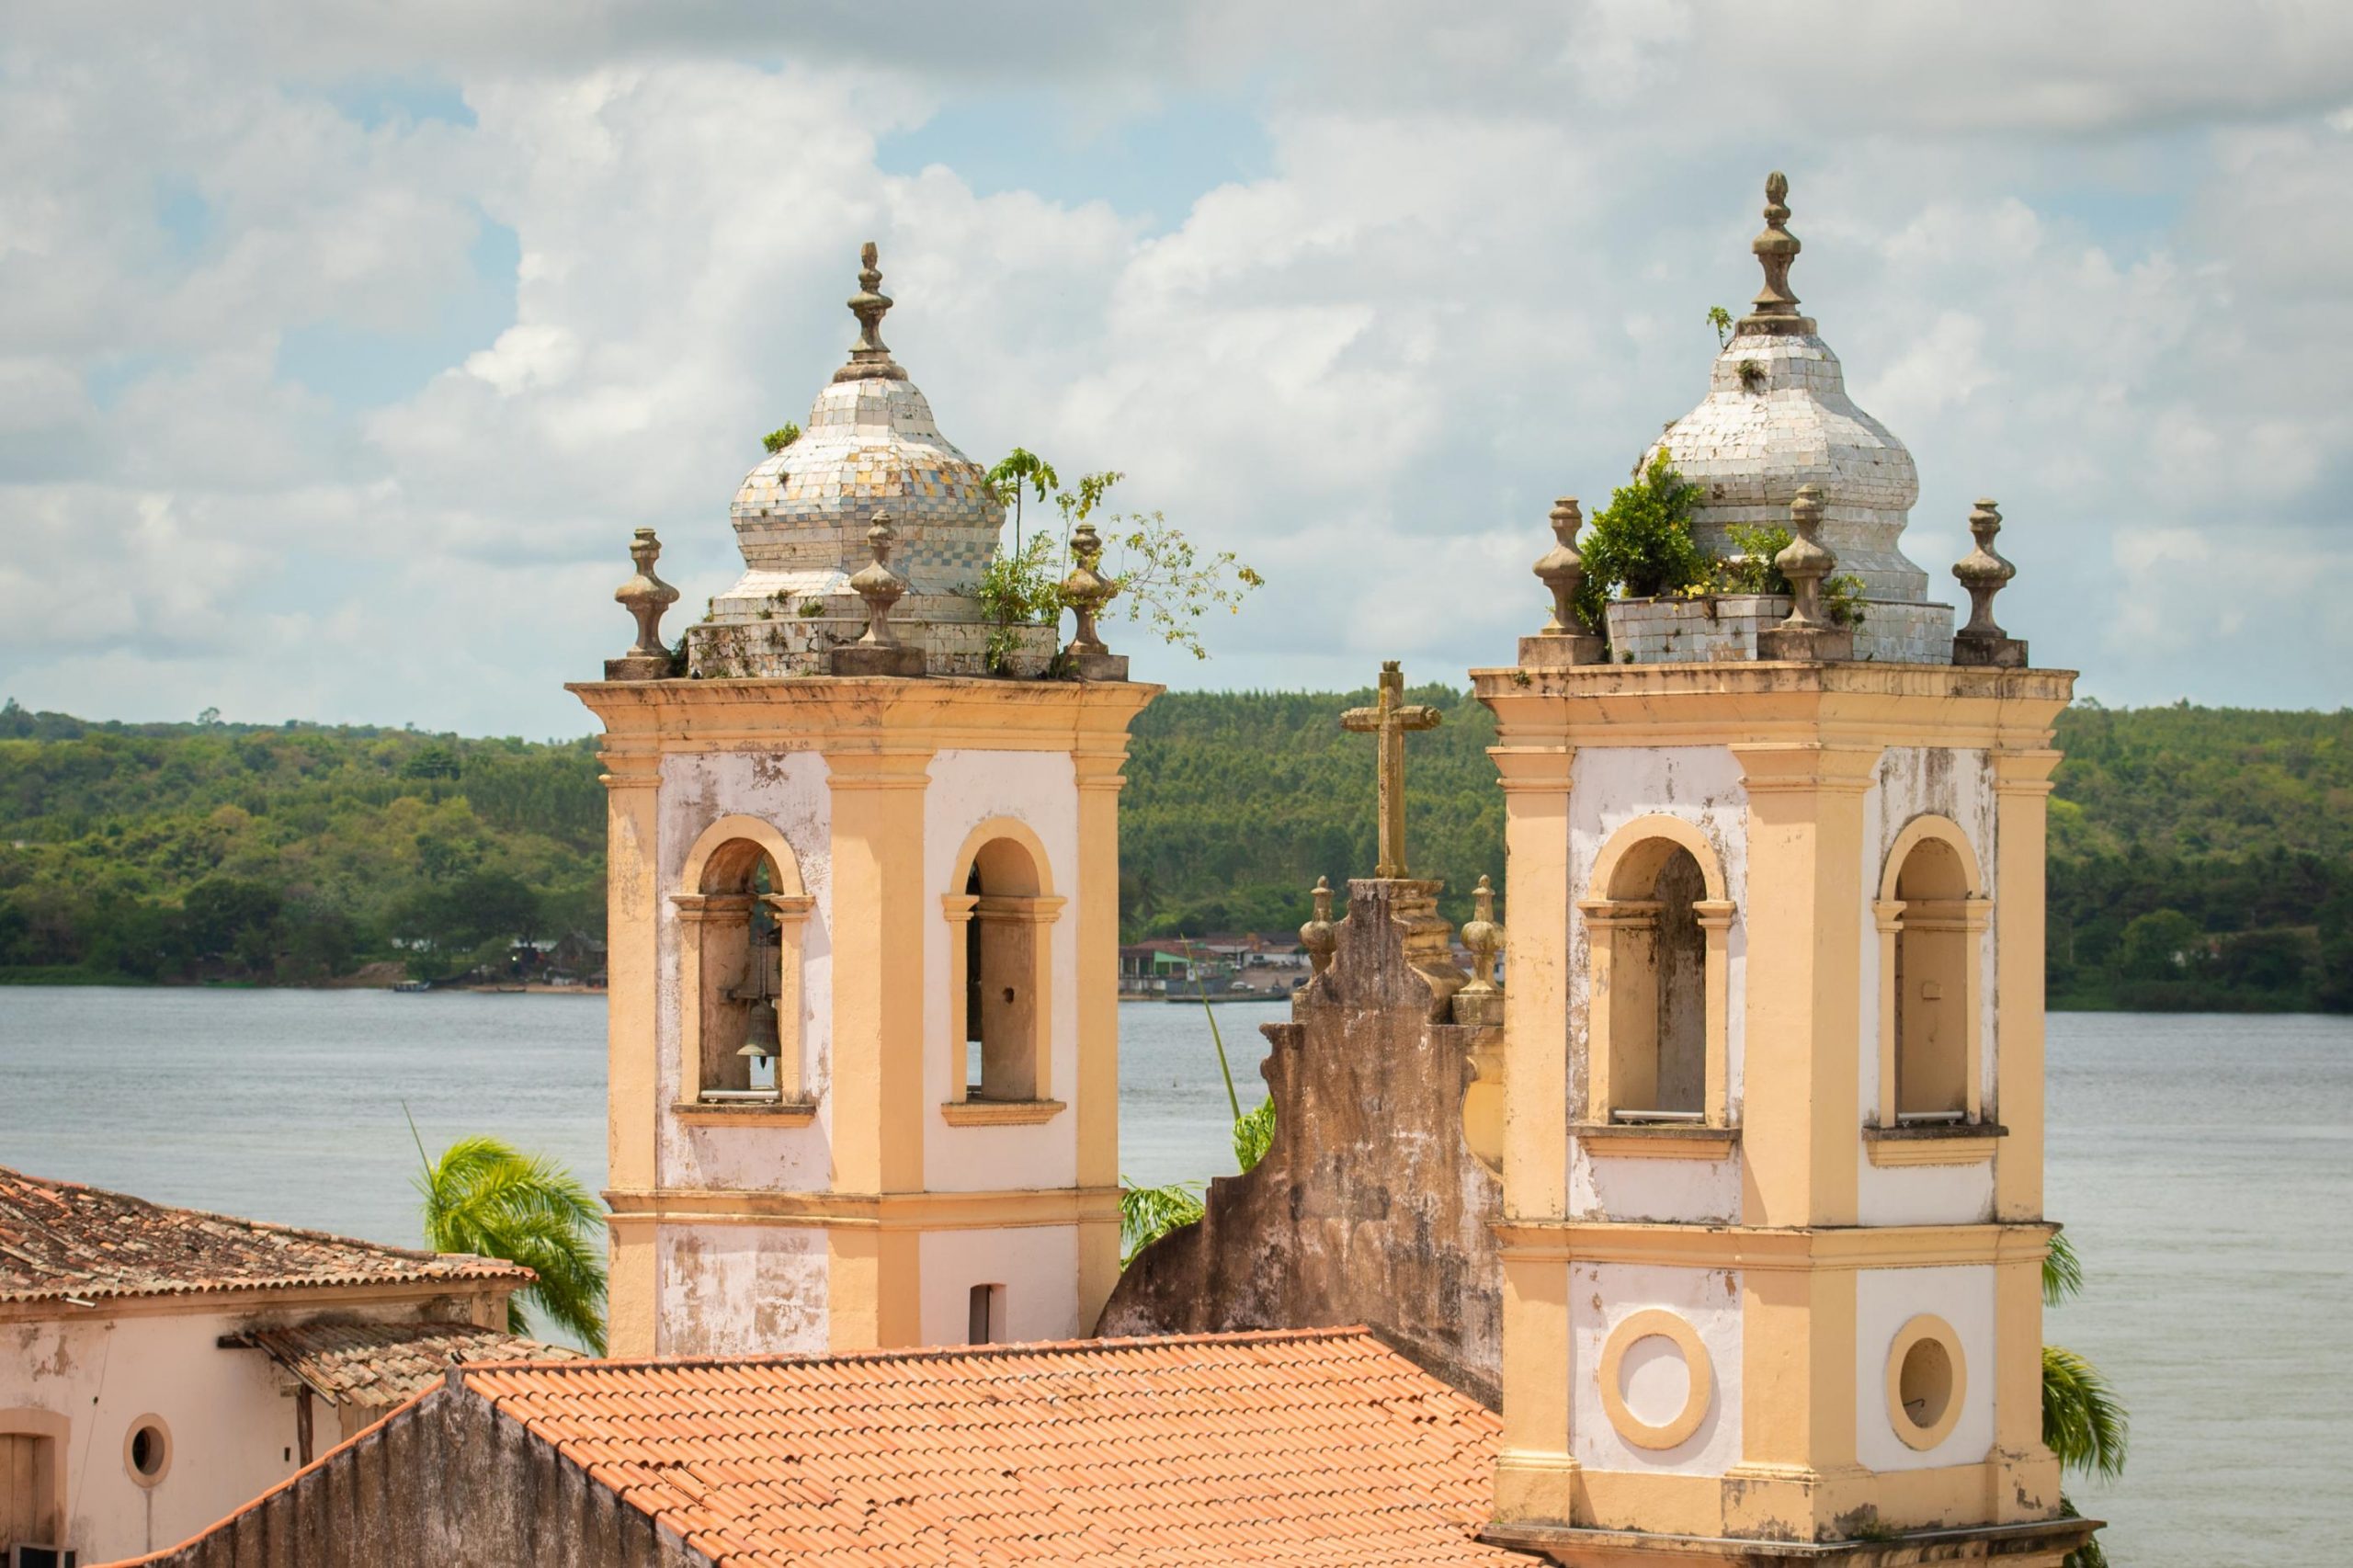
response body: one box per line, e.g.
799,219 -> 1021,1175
656,750 -> 835,1194
1572,1151 -> 1742,1225
1569,1262 -> 1743,1477
918,1227 -> 1082,1344
2,1301 -> 451,1562
654,1222 -> 827,1357
921,749 -> 1083,1194
1566,746 -> 1749,1223
1856,747 -> 2000,1226
1854,1264 -> 1996,1472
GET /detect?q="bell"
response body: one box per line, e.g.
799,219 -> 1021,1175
738,996 -> 779,1062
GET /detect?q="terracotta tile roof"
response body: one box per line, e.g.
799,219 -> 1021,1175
461,1325 -> 1531,1567
0,1165 -> 532,1305
231,1318 -> 580,1409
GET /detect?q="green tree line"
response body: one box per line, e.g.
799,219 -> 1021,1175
0,702 -> 604,983
3,694 -> 2346,1011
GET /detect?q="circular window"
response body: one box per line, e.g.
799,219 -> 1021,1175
124,1415 -> 172,1486
1597,1309 -> 1713,1451
1883,1314 -> 1967,1451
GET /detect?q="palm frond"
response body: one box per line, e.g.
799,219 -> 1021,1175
413,1130 -> 608,1353
1120,1177 -> 1204,1267
2043,1229 -> 2085,1306
1232,1098 -> 1276,1174
2043,1344 -> 2129,1481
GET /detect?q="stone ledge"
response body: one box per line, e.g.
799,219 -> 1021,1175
1862,1122 -> 2006,1167
939,1097 -> 1066,1127
671,1097 -> 819,1128
1481,1513 -> 2098,1564
1572,1123 -> 1740,1161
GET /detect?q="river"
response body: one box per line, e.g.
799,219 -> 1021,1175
1,988 -> 2344,1567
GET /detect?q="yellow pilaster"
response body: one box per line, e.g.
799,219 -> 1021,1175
1488,724 -> 1576,1523
1730,741 -> 1881,1229
1074,737 -> 1131,1330
1993,748 -> 2060,1221
597,737 -> 663,1359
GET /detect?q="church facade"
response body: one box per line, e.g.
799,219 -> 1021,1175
131,173 -> 2097,1567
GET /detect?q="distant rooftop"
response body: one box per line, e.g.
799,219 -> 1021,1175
229,1319 -> 578,1410
144,1326 -> 1532,1567
0,1165 -> 531,1306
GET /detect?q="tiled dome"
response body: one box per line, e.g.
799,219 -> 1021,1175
720,246 -> 1004,608
1642,175 -> 1929,604
688,244 -> 1056,678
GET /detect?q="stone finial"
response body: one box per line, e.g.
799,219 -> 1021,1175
1058,520 -> 1129,680
1523,496 -> 1605,669
1300,876 -> 1338,976
1453,874 -> 1506,1028
1951,498 -> 2028,667
1756,483 -> 1854,661
1535,498 -> 1585,633
834,240 -> 909,384
1740,170 -> 1806,333
831,511 -> 926,676
605,528 -> 679,681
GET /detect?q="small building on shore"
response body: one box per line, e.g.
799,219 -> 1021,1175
0,1166 -> 558,1562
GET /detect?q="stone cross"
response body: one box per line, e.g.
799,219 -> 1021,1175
1341,660 -> 1442,879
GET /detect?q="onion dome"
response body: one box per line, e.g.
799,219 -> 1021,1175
689,243 -> 1055,678
1642,174 -> 1929,604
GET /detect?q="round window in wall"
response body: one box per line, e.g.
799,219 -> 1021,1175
1883,1315 -> 1967,1451
125,1415 -> 172,1486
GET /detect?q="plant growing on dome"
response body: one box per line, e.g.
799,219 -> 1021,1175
976,534 -> 1063,670
978,454 -> 1265,670
761,424 -> 801,454
1573,449 -> 1711,634
985,447 -> 1059,554
1715,522 -> 1867,627
1708,304 -> 1733,349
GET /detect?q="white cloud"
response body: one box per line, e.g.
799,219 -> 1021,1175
0,2 -> 2347,729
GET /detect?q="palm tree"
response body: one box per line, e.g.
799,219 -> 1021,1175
2043,1231 -> 2126,1568
407,1112 -> 608,1353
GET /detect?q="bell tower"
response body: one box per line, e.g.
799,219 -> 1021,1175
1473,177 -> 2094,1563
573,244 -> 1156,1360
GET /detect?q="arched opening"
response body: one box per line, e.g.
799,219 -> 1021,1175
1873,819 -> 1988,1132
1582,820 -> 1734,1131
674,819 -> 813,1106
1893,837 -> 1970,1122
944,825 -> 1063,1110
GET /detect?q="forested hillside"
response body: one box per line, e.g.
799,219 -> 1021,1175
0,702 -> 604,983
2,694 -> 2346,1010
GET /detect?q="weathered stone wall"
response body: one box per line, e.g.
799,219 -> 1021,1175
131,1381 -> 706,1568
1097,880 -> 1503,1405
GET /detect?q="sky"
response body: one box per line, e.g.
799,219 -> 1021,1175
2,1 -> 2349,737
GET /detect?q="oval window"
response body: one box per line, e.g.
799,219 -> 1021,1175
125,1415 -> 172,1485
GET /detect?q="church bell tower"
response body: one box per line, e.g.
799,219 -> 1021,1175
1473,176 -> 2093,1564
573,244 -> 1157,1359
